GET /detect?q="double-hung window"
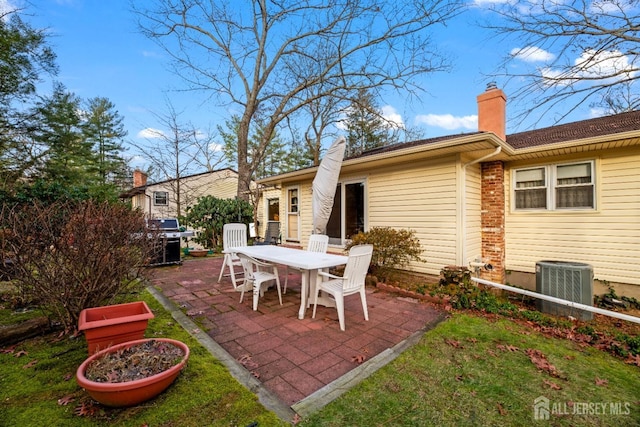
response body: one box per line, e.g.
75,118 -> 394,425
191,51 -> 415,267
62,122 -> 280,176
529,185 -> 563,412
153,191 -> 168,206
513,161 -> 595,211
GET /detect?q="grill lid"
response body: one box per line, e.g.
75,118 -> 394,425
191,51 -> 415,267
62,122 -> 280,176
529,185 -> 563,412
147,218 -> 180,231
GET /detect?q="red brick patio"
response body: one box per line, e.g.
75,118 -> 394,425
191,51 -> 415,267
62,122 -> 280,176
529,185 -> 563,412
150,256 -> 444,408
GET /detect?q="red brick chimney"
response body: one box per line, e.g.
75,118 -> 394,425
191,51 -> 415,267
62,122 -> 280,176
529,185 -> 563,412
133,169 -> 148,188
477,82 -> 506,141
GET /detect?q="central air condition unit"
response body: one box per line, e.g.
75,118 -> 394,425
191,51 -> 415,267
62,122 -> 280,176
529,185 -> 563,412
536,260 -> 593,321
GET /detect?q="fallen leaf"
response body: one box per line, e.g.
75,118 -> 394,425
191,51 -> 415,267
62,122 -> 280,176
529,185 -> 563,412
23,359 -> 38,369
238,354 -> 259,370
74,401 -> 99,417
57,395 -> 75,406
186,309 -> 204,316
63,373 -> 73,381
595,377 -> 608,386
564,355 -> 576,360
445,339 -> 463,349
292,413 -> 302,425
496,403 -> 507,416
455,374 -> 464,382
487,350 -> 498,358
1,345 -> 17,354
14,350 -> 27,357
351,354 -> 366,364
525,349 -> 562,378
543,379 -> 562,390
625,354 -> 640,366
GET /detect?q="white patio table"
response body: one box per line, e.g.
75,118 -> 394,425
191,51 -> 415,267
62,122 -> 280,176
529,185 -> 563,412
227,245 -> 348,319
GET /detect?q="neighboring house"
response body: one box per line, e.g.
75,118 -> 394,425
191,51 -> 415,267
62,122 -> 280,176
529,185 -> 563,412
258,85 -> 640,298
121,168 -> 240,219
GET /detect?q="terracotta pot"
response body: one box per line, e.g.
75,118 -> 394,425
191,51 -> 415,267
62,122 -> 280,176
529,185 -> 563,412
188,249 -> 209,257
78,301 -> 155,354
76,338 -> 189,407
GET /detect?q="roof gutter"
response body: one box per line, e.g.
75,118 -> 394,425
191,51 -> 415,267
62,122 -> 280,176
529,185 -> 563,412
459,145 -> 502,266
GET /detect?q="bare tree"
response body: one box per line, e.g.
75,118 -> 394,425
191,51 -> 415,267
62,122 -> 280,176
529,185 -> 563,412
130,99 -> 225,217
135,0 -> 462,199
482,0 -> 640,127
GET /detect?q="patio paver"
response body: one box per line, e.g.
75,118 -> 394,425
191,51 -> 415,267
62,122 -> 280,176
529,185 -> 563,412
150,255 -> 445,411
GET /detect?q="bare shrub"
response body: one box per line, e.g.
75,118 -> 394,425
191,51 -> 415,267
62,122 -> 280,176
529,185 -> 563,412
346,227 -> 424,281
1,200 -> 159,332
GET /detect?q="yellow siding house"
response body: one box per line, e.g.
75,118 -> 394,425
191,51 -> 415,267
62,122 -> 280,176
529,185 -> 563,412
258,85 -> 640,298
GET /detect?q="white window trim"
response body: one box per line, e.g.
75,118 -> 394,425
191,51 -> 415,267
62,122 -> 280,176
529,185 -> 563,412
331,178 -> 368,246
285,186 -> 300,242
512,160 -> 596,211
153,191 -> 168,206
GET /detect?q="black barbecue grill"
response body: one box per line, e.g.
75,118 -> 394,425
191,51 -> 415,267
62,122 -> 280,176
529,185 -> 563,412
147,218 -> 193,266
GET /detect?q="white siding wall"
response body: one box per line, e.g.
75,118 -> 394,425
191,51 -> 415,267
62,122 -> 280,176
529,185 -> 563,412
145,170 -> 238,218
368,156 -> 459,276
464,162 -> 483,265
505,150 -> 640,286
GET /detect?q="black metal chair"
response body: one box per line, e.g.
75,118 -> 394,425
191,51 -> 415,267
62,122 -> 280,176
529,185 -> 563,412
254,222 -> 281,245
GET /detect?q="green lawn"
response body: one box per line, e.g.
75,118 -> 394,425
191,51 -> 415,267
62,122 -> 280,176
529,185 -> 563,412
299,314 -> 640,426
0,290 -> 286,427
1,290 -> 638,426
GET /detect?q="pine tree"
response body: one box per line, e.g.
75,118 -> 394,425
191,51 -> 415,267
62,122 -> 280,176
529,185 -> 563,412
82,97 -> 128,186
34,83 -> 95,186
0,11 -> 57,190
344,89 -> 388,157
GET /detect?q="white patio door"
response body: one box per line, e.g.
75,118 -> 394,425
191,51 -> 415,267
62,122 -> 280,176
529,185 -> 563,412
286,187 -> 300,241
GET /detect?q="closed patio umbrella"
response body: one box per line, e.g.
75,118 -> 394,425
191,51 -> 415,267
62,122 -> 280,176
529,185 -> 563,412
312,136 -> 346,234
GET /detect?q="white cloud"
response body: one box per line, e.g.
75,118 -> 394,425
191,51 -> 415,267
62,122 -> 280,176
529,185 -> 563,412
473,0 -> 510,5
591,0 -> 631,13
575,49 -> 636,78
381,105 -> 405,129
141,50 -> 162,58
208,143 -> 223,152
415,114 -> 477,130
0,0 -> 18,20
589,107 -> 609,118
137,127 -> 165,139
511,46 -> 555,63
541,49 -> 637,86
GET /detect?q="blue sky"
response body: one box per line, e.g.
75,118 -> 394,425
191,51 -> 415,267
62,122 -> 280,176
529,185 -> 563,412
5,0 -> 602,171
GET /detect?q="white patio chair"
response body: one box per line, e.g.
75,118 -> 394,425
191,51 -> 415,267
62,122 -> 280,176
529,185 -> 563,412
237,253 -> 282,311
283,234 -> 329,293
312,244 -> 373,331
217,223 -> 248,290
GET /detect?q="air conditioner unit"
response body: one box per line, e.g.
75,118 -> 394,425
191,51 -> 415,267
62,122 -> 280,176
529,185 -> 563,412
536,261 -> 593,321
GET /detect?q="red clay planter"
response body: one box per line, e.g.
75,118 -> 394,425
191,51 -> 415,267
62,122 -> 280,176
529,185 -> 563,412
78,301 -> 155,354
76,338 -> 189,407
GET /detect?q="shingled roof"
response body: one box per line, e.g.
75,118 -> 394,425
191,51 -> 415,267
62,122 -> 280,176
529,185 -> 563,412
506,110 -> 640,149
350,110 -> 640,160
348,132 -> 482,160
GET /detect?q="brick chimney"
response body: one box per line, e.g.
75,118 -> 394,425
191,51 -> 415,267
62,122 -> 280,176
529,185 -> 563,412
133,169 -> 148,188
477,82 -> 506,141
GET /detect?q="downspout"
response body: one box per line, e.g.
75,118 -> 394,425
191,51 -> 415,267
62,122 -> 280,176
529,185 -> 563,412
459,145 -> 502,265
145,192 -> 152,218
